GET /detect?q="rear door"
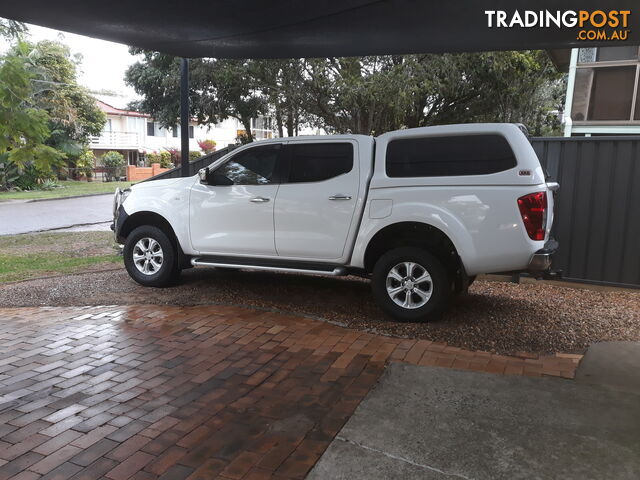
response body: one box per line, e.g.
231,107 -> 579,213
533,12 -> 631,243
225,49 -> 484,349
273,141 -> 360,260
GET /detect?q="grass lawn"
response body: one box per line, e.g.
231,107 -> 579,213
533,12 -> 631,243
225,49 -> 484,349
0,180 -> 133,202
0,231 -> 121,283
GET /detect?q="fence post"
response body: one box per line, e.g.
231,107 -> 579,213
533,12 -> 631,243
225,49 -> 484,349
126,165 -> 135,182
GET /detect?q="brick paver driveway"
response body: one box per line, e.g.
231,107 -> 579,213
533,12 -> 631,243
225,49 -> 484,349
0,305 -> 581,480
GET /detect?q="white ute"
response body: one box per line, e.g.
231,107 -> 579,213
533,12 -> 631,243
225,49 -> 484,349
112,123 -> 559,322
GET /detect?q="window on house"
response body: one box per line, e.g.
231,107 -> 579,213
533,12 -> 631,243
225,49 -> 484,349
172,126 -> 178,138
147,122 -> 155,136
571,69 -> 593,121
188,126 -> 194,138
587,67 -> 636,120
572,64 -> 640,122
285,143 -> 354,183
386,135 -> 517,178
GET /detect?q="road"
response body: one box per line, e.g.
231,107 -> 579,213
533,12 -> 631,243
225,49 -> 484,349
0,194 -> 113,235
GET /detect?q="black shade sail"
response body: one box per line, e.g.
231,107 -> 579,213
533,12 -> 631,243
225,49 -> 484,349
1,0 -> 638,58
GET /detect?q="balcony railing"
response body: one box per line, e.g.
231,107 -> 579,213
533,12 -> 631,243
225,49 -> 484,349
90,131 -> 139,148
251,128 -> 274,140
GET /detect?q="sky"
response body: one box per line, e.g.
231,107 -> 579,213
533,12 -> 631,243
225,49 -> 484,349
0,23 -> 140,107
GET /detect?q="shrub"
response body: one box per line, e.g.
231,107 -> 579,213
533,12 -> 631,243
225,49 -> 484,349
197,139 -> 217,154
0,156 -> 20,191
14,163 -> 51,190
39,179 -> 60,190
102,150 -> 125,182
146,151 -> 160,166
75,149 -> 95,179
159,151 -> 172,168
167,148 -> 180,164
189,151 -> 202,161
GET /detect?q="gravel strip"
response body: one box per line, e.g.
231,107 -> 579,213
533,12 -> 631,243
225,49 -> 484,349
0,267 -> 638,355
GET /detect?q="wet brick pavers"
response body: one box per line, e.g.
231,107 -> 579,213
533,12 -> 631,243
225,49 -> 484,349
0,305 -> 582,480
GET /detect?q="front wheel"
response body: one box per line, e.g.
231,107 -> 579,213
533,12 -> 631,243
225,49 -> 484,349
123,225 -> 180,287
371,247 -> 451,322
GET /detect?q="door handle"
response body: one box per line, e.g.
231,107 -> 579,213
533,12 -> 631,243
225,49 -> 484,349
329,194 -> 352,201
250,197 -> 270,203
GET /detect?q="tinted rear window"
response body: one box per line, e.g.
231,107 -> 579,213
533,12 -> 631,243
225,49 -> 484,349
287,143 -> 353,183
386,134 -> 517,177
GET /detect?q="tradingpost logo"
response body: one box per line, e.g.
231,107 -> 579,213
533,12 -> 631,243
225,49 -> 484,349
485,10 -> 631,41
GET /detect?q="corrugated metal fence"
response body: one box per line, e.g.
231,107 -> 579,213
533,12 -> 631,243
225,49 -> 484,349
531,136 -> 640,289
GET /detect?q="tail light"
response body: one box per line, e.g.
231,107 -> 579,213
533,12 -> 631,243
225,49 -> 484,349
517,192 -> 547,241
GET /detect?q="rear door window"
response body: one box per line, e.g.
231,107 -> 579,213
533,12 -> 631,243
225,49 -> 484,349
284,143 -> 354,183
386,134 -> 517,177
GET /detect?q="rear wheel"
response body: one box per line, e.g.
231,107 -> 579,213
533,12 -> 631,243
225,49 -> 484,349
372,247 -> 451,322
124,225 -> 180,287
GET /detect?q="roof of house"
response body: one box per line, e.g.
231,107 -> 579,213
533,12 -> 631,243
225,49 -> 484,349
96,100 -> 150,118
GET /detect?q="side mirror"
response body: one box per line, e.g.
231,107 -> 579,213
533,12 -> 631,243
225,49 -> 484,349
198,167 -> 209,183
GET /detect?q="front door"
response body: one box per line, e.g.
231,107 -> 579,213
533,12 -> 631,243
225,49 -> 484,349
274,142 -> 359,260
190,144 -> 282,256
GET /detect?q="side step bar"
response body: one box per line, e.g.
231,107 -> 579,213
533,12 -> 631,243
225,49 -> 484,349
191,258 -> 347,276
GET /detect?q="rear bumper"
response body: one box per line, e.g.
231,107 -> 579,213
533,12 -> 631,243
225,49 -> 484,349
527,238 -> 559,276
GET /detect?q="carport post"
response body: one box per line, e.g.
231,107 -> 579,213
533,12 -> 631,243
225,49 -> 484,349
180,57 -> 190,177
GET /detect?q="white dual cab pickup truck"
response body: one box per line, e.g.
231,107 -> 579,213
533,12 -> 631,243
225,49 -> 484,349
112,123 -> 558,322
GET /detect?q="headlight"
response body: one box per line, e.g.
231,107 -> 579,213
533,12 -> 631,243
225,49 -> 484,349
112,188 -> 131,218
120,188 -> 131,204
112,188 -> 121,218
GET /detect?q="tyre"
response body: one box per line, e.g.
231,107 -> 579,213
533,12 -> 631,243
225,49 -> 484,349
371,247 -> 451,322
123,225 -> 180,287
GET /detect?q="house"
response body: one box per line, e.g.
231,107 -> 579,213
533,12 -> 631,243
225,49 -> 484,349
90,99 -> 275,165
552,45 -> 640,137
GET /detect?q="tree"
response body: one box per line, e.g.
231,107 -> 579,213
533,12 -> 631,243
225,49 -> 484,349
19,40 -> 106,156
0,41 -> 62,185
251,59 -> 307,137
300,52 -> 563,136
126,52 -> 267,142
301,56 -> 410,135
125,50 -> 564,141
0,18 -> 26,40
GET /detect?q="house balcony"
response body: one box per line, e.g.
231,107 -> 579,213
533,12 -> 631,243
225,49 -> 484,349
90,131 -> 140,150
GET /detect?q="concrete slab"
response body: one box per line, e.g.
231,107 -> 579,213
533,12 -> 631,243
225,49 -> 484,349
308,363 -> 640,480
575,341 -> 640,394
